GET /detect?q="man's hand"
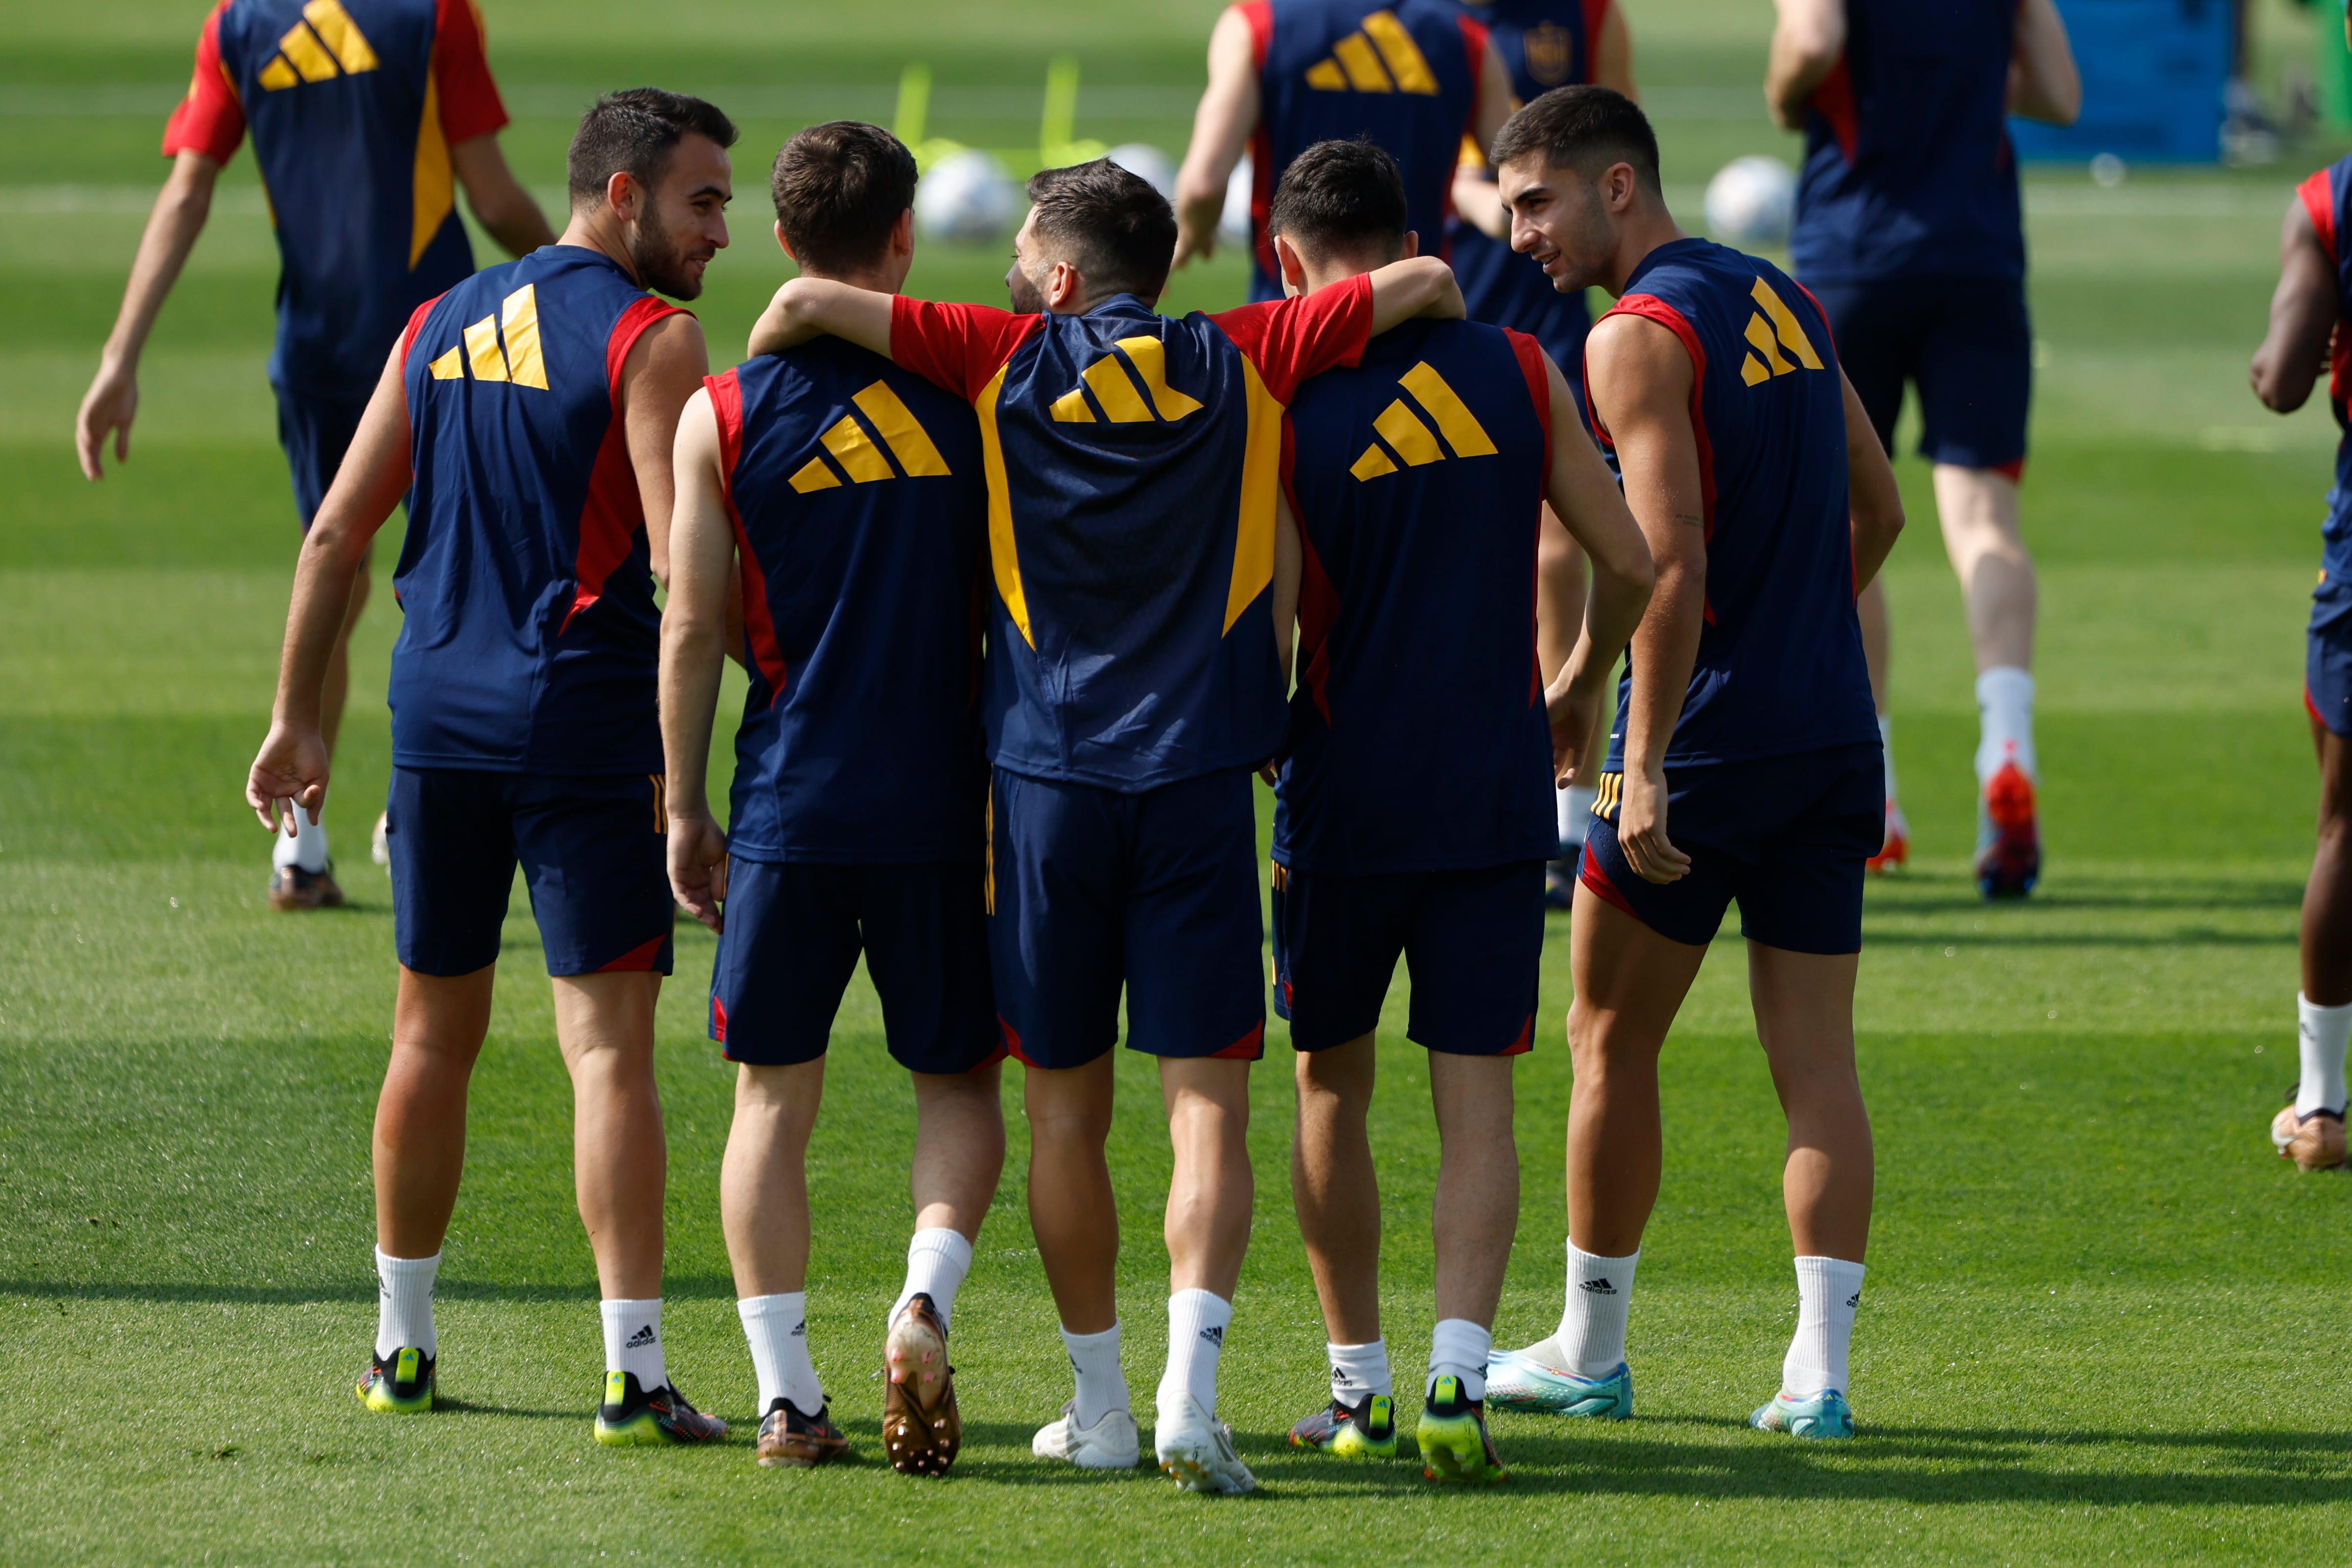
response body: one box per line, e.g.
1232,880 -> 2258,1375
1614,766 -> 1690,885
76,361 -> 138,480
246,720 -> 330,837
1544,670 -> 1603,789
668,811 -> 730,933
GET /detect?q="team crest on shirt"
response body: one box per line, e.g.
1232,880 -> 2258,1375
426,284 -> 551,389
1739,278 -> 1826,387
1049,336 -> 1205,425
1523,22 -> 1576,87
256,0 -> 378,90
1347,361 -> 1496,480
1302,9 -> 1441,94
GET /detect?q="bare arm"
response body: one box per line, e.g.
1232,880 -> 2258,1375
1586,312 -> 1702,884
747,277 -> 897,360
1365,255 -> 1465,333
617,312 -> 711,589
2007,0 -> 2081,127
1452,167 -> 1509,242
1840,369 -> 1904,589
450,132 -> 556,258
244,344 -> 413,831
1469,33 -> 1514,157
1539,353 -> 1654,786
1766,0 -> 1844,132
1593,4 -> 1637,100
660,388 -> 736,932
1173,5 -> 1260,269
77,150 -> 219,479
2254,199 -> 2341,415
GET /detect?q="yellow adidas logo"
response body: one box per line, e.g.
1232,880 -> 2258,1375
1304,10 -> 1440,95
1348,361 -> 1495,481
789,380 -> 953,492
1049,336 -> 1204,425
257,0 -> 378,91
425,284 -> 549,390
1739,278 -> 1825,386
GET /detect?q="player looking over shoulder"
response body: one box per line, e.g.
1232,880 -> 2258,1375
1449,0 -> 1635,900
1768,0 -> 2078,894
1481,86 -> 1904,1439
2250,40 -> 2352,1173
662,121 -> 1006,1475
1260,139 -> 1651,1484
244,88 -> 734,1446
746,158 -> 1463,1493
87,0 -> 554,910
1170,0 -> 1514,301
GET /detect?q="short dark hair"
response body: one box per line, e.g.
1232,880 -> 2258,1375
771,121 -> 918,275
1024,159 -> 1178,302
1266,138 -> 1408,261
1490,85 -> 1662,194
567,88 -> 739,206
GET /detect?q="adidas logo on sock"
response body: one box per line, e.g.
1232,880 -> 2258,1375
1845,1292 -> 1861,1309
791,1320 -> 806,1338
1580,1278 -> 1618,1295
623,1324 -> 658,1348
1199,1324 -> 1226,1347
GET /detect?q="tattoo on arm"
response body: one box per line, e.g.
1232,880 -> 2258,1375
1673,511 -> 1704,528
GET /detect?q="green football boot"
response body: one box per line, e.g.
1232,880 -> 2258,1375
1289,1391 -> 1398,1458
356,1346 -> 435,1413
1416,1376 -> 1507,1484
594,1371 -> 729,1446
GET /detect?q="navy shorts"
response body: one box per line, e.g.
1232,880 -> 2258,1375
1271,861 -> 1544,1055
1806,276 -> 2030,474
386,767 -> 674,978
709,857 -> 1001,1074
1578,745 -> 1883,955
2310,572 -> 2352,737
275,388 -> 370,529
987,767 -> 1267,1070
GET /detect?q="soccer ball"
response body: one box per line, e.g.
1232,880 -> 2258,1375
1105,142 -> 1177,202
1220,155 -> 1254,249
1703,155 -> 1796,249
914,150 -> 1020,244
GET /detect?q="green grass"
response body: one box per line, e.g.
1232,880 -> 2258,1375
7,0 -> 2352,1561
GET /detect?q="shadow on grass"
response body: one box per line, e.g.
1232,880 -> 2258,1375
0,1275 -> 743,1305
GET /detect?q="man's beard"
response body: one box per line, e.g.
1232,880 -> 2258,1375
630,216 -> 704,301
1005,263 -> 1045,314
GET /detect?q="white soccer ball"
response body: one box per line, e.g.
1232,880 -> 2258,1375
1220,154 -> 1254,248
1105,142 -> 1177,202
1703,155 -> 1796,249
914,150 -> 1020,244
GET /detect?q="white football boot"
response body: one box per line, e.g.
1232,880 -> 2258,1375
1154,1393 -> 1255,1494
1032,1400 -> 1140,1469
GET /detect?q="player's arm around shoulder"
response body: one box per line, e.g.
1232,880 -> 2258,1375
1364,256 -> 1464,334
659,384 -> 734,933
746,278 -> 896,359
2253,192 -> 2339,415
617,311 -> 711,589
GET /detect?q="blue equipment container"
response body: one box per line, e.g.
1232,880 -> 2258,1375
2008,0 -> 2229,164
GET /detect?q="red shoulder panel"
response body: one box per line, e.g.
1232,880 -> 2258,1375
2301,168 -> 2338,265
432,0 -> 510,145
161,3 -> 244,165
704,369 -> 789,703
398,295 -> 445,371
891,297 -> 1046,403
1209,272 -> 1373,404
1503,328 -> 1552,475
562,299 -> 692,634
1810,58 -> 1858,164
1597,293 -> 1716,531
1239,0 -> 1273,69
1582,0 -> 1613,67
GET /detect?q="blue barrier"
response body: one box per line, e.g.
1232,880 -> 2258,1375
2008,0 -> 2229,164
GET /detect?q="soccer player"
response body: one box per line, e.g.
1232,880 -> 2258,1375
244,89 -> 736,1444
1260,139 -> 1652,1483
86,0 -> 554,910
1449,0 -> 1635,895
1768,0 -> 2078,895
2249,62 -> 2352,1173
1169,0 -> 1513,301
1481,87 -> 1905,1438
746,159 -> 1464,1492
661,121 -> 1006,1473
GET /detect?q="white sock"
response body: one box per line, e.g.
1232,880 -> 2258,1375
1782,1256 -> 1866,1399
1327,1339 -> 1392,1404
601,1297 -> 668,1391
272,799 -> 330,873
1156,1288 -> 1233,1423
1060,1322 -> 1128,1428
373,1248 -> 439,1358
1427,1318 -> 1493,1402
1877,712 -> 1898,805
2298,994 -> 2352,1116
738,1292 -> 823,1414
889,1227 -> 974,1336
1974,666 -> 2036,785
1557,783 -> 1598,854
1546,1241 -> 1638,1378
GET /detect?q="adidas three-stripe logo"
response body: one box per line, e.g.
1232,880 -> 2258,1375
1348,361 -> 1495,481
1049,336 -> 1203,425
257,0 -> 377,91
1739,278 -> 1824,386
1304,9 -> 1441,94
789,380 -> 953,493
426,284 -> 549,389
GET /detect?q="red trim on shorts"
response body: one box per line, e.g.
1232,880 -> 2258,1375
2310,685 -> 2329,729
1990,457 -> 2026,483
1501,1014 -> 1533,1056
597,935 -> 667,972
1577,841 -> 1638,919
1211,1021 -> 1266,1060
710,994 -> 728,1043
998,1014 -> 1038,1068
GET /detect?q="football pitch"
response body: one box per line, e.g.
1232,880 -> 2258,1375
6,0 -> 2352,1560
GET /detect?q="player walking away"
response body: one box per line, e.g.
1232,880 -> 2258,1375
1449,0 -> 1635,901
86,0 -> 553,911
1768,0 -> 2077,896
1261,140 -> 1652,1483
2249,51 -> 2352,1172
747,159 -> 1463,1493
1483,87 -> 1905,1438
1170,0 -> 1513,301
662,122 -> 1007,1474
244,89 -> 735,1444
